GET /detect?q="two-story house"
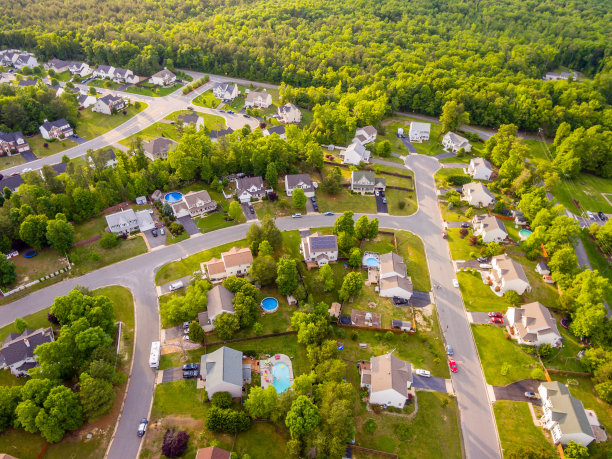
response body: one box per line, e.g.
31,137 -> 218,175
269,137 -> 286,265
92,94 -> 126,115
378,252 -> 413,300
263,125 -> 286,140
143,137 -> 177,161
489,254 -> 531,295
105,209 -> 139,235
45,58 -> 70,74
235,176 -> 267,203
442,132 -> 472,153
462,182 -> 495,207
150,69 -> 176,87
350,171 -> 386,195
506,302 -> 563,347
0,327 -> 54,377
472,215 -> 508,243
213,83 -> 239,101
171,190 -> 217,218
245,89 -> 272,108
285,174 -> 315,197
39,119 -> 74,140
352,126 -> 377,146
408,122 -> 431,142
277,103 -> 302,123
93,65 -> 115,80
0,131 -> 30,156
467,157 -> 494,181
301,231 -> 338,268
341,142 -> 370,166
360,353 -> 413,409
178,113 -> 204,130
68,61 -> 92,77
113,67 -> 137,83
203,247 -> 254,283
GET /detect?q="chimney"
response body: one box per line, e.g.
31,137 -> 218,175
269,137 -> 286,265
24,339 -> 30,348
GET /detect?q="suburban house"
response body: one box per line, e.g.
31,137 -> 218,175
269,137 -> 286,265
0,328 -> 54,377
350,171 -> 386,195
105,209 -> 139,234
506,302 -> 563,347
178,113 -> 204,130
150,69 -> 176,87
210,128 -> 234,142
442,132 -> 472,153
543,71 -> 577,81
378,252 -> 413,300
263,125 -> 286,139
536,262 -> 551,276
408,122 -> 431,142
352,126 -> 377,145
203,247 -> 254,283
134,209 -> 155,232
195,447 -> 231,459
0,175 -> 24,193
92,94 -> 126,115
539,381 -> 595,446
472,215 -> 508,243
93,65 -> 115,79
88,148 -> 118,169
199,346 -> 250,399
1,51 -> 38,70
341,142 -> 370,165
77,94 -> 97,109
462,182 -> 495,207
45,58 -> 70,73
143,137 -> 177,161
112,67 -> 137,83
198,285 -> 235,331
301,232 -> 338,267
68,61 -> 92,77
245,89 -> 272,108
213,82 -> 239,101
360,353 -> 413,409
489,254 -> 531,295
278,103 -> 302,123
467,157 -> 494,181
0,131 -> 30,156
285,174 -> 315,197
18,79 -> 37,87
39,119 -> 73,140
235,176 -> 267,202
171,190 -> 217,218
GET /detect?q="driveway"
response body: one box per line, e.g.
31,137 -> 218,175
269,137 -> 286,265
445,221 -> 470,229
306,199 -> 317,214
161,366 -> 185,383
455,259 -> 482,269
241,202 -> 258,221
143,228 -> 166,249
410,290 -> 432,307
413,374 -> 448,392
70,134 -> 87,145
375,195 -> 388,213
399,136 -> 417,153
470,313 -> 506,325
159,275 -> 192,295
20,150 -> 37,162
177,215 -> 199,235
493,379 -> 542,406
435,151 -> 456,160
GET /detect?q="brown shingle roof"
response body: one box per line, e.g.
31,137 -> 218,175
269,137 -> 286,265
195,447 -> 231,459
379,252 -> 407,278
222,247 -> 253,268
205,258 -> 226,276
371,353 -> 412,397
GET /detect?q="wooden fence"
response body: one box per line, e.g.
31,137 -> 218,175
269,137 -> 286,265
204,331 -> 297,347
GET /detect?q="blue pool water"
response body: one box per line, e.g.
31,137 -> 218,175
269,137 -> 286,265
272,362 -> 291,393
519,229 -> 533,239
365,257 -> 379,267
261,297 -> 279,312
164,192 -> 183,203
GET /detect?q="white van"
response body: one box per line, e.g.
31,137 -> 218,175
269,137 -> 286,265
169,281 -> 184,291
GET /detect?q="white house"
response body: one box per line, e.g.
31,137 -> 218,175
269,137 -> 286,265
301,232 -> 338,267
171,190 -> 217,218
11,52 -> 38,70
506,302 -> 563,347
112,67 -> 137,83
378,252 -> 413,300
92,94 -> 126,115
39,119 -> 74,140
352,126 -> 377,145
93,65 -> 115,80
200,347 -> 248,400
360,353 -> 412,409
539,382 -> 595,446
245,89 -> 272,108
68,61 -> 92,77
350,171 -> 386,195
536,262 -> 551,276
105,209 -> 139,235
263,125 -> 286,140
285,174 -> 315,197
472,215 -> 508,243
77,94 -> 97,109
467,157 -> 494,181
150,69 -> 176,87
277,103 -> 302,123
341,142 -> 370,165
45,58 -> 70,74
178,113 -> 204,130
489,254 -> 531,295
203,247 -> 254,283
408,122 -> 431,142
442,132 -> 472,153
462,182 -> 495,207
235,176 -> 266,202
543,71 -> 577,81
0,327 -> 54,377
213,83 -> 239,101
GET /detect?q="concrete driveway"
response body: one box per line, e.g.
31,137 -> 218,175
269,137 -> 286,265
375,194 -> 388,213
143,228 -> 166,249
20,150 -> 37,162
241,202 -> 258,221
493,379 -> 542,406
177,216 -> 199,235
413,374 -> 449,392
470,313 -> 506,326
455,259 -> 482,269
161,367 -> 185,383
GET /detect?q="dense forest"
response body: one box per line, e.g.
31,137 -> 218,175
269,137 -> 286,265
0,0 -> 610,134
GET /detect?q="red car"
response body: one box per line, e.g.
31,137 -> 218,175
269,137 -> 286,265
488,312 -> 503,318
442,232 -> 447,239
490,317 -> 504,324
449,358 -> 458,373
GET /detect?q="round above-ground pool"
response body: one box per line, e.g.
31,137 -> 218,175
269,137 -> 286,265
271,362 -> 291,393
519,229 -> 533,240
261,297 -> 279,313
164,192 -> 183,203
365,257 -> 379,268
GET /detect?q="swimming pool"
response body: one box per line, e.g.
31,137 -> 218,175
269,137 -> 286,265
164,192 -> 183,203
271,362 -> 291,393
261,297 -> 279,313
519,229 -> 533,240
365,257 -> 379,267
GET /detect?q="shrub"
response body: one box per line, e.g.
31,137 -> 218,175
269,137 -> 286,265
530,368 -> 545,380
100,233 -> 121,249
350,331 -> 358,341
364,418 -> 377,434
459,228 -> 468,238
500,362 -> 511,376
394,423 -> 411,441
161,429 -> 189,458
91,252 -> 101,262
447,174 -> 471,186
537,344 -> 552,359
211,391 -> 233,409
398,201 -> 406,209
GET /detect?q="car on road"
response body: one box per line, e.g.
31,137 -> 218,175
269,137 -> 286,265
490,317 -> 504,324
452,279 -> 459,288
182,363 -> 199,371
324,211 -> 334,216
524,392 -> 539,399
415,369 -> 431,377
10,172 -> 20,176
392,296 -> 409,305
292,213 -> 302,218
448,358 -> 458,373
446,344 -> 454,356
183,369 -> 199,379
598,211 -> 607,221
137,418 -> 148,437
21,168 -> 32,173
187,106 -> 194,110
442,231 -> 447,239
488,312 -> 503,318
460,222 -> 470,228
587,211 -> 595,220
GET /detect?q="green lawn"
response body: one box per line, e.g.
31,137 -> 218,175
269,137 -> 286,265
0,153 -> 26,169
439,155 -> 472,164
192,91 -> 221,108
551,173 -> 612,214
457,271 -> 513,312
385,188 -> 417,216
222,95 -> 246,111
580,233 -> 612,304
28,134 -> 76,158
472,325 -> 542,386
125,82 -> 183,97
446,228 -> 477,260
316,189 -> 378,214
0,307 -> 51,344
164,110 -> 226,131
544,325 -> 588,373
88,79 -> 121,90
70,236 -> 147,276
164,231 -> 190,246
75,103 -> 147,140
494,401 -> 556,458
434,167 -> 465,188
119,122 -> 180,147
508,254 -> 560,309
73,215 -> 110,241
196,212 -> 241,233
10,248 -> 69,286
380,116 -> 447,156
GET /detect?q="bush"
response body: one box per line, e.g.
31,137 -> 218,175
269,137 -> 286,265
398,201 -> 406,209
161,429 -> 189,458
530,368 -> 545,380
134,101 -> 141,109
205,406 -> 251,433
91,252 -> 101,262
100,233 -> 121,249
459,228 -> 468,238
211,391 -> 233,409
394,423 -> 411,441
500,362 -> 511,376
447,174 -> 471,186
350,331 -> 358,341
364,418 -> 377,434
537,344 -> 552,359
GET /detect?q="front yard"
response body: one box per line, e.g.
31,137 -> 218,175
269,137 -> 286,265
119,122 -> 181,147
70,235 -> 148,276
75,103 -> 148,140
164,110 -> 226,131
125,82 -> 183,97
28,134 -> 76,158
457,271 -> 513,312
192,91 -> 221,108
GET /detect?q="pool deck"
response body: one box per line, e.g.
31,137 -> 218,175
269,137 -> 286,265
260,353 -> 294,392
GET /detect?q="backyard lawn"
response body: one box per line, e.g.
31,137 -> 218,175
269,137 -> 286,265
196,211 -> 242,233
551,173 -> 612,214
509,255 -> 560,309
472,325 -> 542,386
88,78 -> 121,90
192,91 -> 221,108
75,103 -> 147,140
10,248 -> 69,286
446,228 -> 477,260
457,271 -> 513,312
385,188 -> 417,215
580,233 -> 612,304
544,325 -> 588,373
73,214 -> 110,241
434,167 -> 465,188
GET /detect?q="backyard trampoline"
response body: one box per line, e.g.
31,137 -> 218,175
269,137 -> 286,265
24,250 -> 37,258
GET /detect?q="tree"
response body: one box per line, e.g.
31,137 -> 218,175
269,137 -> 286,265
595,381 -> 612,403
161,429 -> 190,458
244,386 -> 278,419
188,321 -> 205,342
354,215 -> 370,240
320,167 -> 342,194
228,201 -> 242,221
318,263 -> 335,292
79,373 -> 114,419
261,217 -> 282,250
440,100 -> 469,134
465,207 -> 474,218
337,231 -> 355,253
333,211 -> 354,236
367,218 -> 379,239
504,291 -> 521,306
265,162 -> 278,189
377,139 -> 392,157
14,318 -> 29,334
0,258 -> 16,288
276,257 -> 298,295
100,232 -> 120,249
348,248 -> 362,268
233,291 -> 259,328
292,188 -> 306,210
20,214 -> 48,250
37,385 -> 84,443
250,254 -> 277,286
46,213 -> 74,254
339,272 -> 364,301
285,395 -> 321,439
563,441 -> 589,459
0,386 -> 21,433
258,240 -> 274,256
213,313 -> 239,340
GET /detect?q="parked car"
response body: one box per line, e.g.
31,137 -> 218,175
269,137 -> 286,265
488,312 -> 503,318
524,392 -> 538,399
598,211 -> 607,221
415,369 -> 431,377
442,232 -> 447,239
324,211 -> 334,216
460,222 -> 470,228
151,228 -> 158,237
446,345 -> 454,356
182,321 -> 190,330
311,197 -> 316,202
292,213 -> 302,218
587,211 -> 595,219
392,297 -> 409,305
227,110 -> 234,114
448,358 -> 458,373
169,281 -> 184,291
476,256 -> 488,262
187,106 -> 194,110
243,114 -> 250,118
375,190 -> 380,196
490,317 -> 504,324
381,190 -> 385,197
160,228 -> 165,235
452,279 -> 459,288
21,167 -> 32,173
183,370 -> 199,379
182,363 -> 199,371
382,197 -> 387,204
249,206 -> 255,214
137,418 -> 148,437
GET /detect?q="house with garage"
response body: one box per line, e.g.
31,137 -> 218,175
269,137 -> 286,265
200,346 -> 249,399
203,247 -> 254,283
408,122 -> 431,142
93,65 -> 115,80
11,52 -> 38,70
350,171 -> 386,195
285,174 -> 315,197
68,61 -> 92,77
197,285 -> 236,332
539,381 -> 595,446
472,215 -> 508,243
378,252 -> 413,300
489,254 -> 531,295
277,103 -> 302,123
135,209 -> 155,232
0,131 -> 30,156
263,125 -> 286,140
143,137 -> 177,161
245,89 -> 272,108
45,58 -> 70,74
462,182 -> 495,207
150,68 -> 176,87
77,93 -> 97,109
467,157 -> 494,181
92,94 -> 126,115
341,142 -> 370,166
213,82 -> 239,101
360,353 -> 413,409
506,302 -> 562,347
301,232 -> 338,268
39,119 -> 73,140
171,190 -> 217,218
442,132 -> 472,153
352,126 -> 377,146
178,113 -> 204,130
0,327 -> 54,377
210,127 -> 234,142
235,176 -> 267,202
105,208 -> 139,235
112,67 -> 137,84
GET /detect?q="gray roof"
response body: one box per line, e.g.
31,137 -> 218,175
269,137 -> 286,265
96,65 -> 113,73
178,113 -> 200,125
210,128 -> 234,140
207,285 -> 235,320
18,79 -> 37,87
265,125 -> 286,136
105,208 -> 137,228
151,69 -> 175,80
143,137 -> 177,156
541,382 -> 593,438
47,58 -> 69,69
200,346 -> 243,388
114,67 -> 131,77
0,174 -> 24,192
98,94 -> 123,106
308,232 -> 338,251
236,176 -> 265,193
537,262 -> 549,271
0,328 -> 54,367
0,130 -> 26,144
41,118 -> 71,132
278,103 -> 298,114
50,162 -> 68,174
286,174 -> 314,192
